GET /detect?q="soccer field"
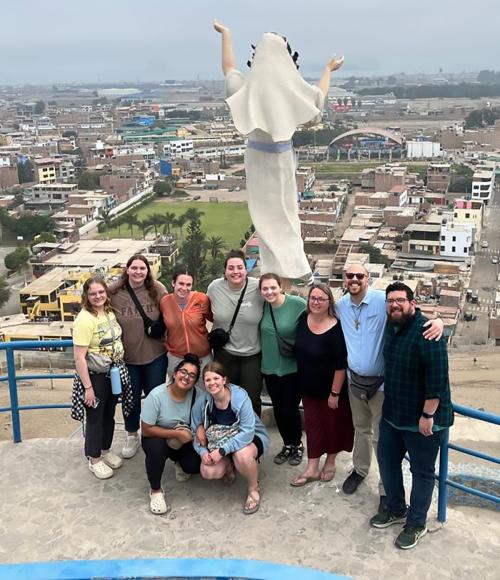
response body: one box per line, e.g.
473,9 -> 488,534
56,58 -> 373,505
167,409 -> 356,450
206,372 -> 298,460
102,201 -> 252,250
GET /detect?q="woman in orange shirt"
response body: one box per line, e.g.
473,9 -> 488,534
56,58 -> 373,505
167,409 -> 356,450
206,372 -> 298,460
160,266 -> 213,387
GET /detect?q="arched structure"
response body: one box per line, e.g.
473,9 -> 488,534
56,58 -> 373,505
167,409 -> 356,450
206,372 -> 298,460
329,127 -> 405,160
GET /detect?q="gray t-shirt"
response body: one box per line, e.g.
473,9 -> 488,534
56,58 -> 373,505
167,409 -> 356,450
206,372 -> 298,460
207,276 -> 264,356
141,383 -> 194,429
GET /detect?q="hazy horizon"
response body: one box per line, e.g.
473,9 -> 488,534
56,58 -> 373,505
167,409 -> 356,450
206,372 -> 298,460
1,0 -> 498,85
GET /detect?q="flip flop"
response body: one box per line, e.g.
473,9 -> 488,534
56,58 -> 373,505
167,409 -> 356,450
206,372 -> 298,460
290,475 -> 321,487
320,469 -> 336,482
243,488 -> 261,515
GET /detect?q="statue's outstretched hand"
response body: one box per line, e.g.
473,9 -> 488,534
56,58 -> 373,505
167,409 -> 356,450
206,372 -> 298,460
327,56 -> 344,72
213,19 -> 229,34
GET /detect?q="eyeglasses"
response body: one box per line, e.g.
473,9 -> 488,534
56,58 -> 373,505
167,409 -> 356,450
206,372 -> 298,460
309,296 -> 329,303
386,297 -> 410,305
345,273 -> 366,280
177,368 -> 198,381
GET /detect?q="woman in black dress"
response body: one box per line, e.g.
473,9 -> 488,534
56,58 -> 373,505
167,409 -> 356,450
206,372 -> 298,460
291,283 -> 354,486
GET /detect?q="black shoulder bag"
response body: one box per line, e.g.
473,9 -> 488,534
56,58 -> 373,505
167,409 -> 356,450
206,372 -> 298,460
125,283 -> 166,340
267,302 -> 296,358
208,279 -> 248,352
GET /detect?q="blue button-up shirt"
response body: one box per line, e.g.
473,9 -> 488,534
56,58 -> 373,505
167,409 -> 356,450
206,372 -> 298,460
335,288 -> 386,377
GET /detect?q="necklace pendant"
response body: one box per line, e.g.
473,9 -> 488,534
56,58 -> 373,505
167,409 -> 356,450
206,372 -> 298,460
355,319 -> 360,330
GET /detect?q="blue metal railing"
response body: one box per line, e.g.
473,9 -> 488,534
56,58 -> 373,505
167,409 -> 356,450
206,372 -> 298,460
0,339 -> 498,523
437,403 -> 500,522
0,339 -> 73,443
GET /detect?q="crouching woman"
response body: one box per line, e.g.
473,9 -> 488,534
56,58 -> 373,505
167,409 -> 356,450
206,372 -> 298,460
191,361 -> 270,515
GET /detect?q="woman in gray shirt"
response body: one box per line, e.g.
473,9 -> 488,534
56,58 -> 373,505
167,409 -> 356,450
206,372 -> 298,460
207,250 -> 264,415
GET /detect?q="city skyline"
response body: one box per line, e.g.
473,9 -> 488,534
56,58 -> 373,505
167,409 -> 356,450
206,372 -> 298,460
1,0 -> 499,85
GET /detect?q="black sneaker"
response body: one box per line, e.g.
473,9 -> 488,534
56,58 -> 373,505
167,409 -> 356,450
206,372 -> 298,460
395,525 -> 427,549
370,509 -> 408,529
273,445 -> 292,465
342,471 -> 365,494
288,444 -> 304,466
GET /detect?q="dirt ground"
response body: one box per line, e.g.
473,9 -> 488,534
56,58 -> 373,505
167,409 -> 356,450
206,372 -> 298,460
0,349 -> 498,442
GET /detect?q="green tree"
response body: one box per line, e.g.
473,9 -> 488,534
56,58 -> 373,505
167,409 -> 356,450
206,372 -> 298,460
0,275 -> 11,309
207,235 -> 225,261
124,214 -> 139,237
173,213 -> 188,240
359,243 -> 392,269
181,219 -> 208,286
183,207 -> 204,226
138,218 -> 153,239
145,214 -> 163,237
100,209 -> 113,230
78,171 -> 101,190
4,247 -> 30,272
153,179 -> 174,196
162,212 -> 176,235
31,232 -> 57,248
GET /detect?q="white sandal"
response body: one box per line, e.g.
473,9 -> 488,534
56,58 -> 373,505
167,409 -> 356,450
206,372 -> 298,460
149,490 -> 168,515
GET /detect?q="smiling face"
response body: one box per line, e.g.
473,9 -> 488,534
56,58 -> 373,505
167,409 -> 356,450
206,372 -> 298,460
86,282 -> 108,311
386,290 -> 415,325
344,265 -> 369,299
308,287 -> 331,315
260,277 -> 282,304
173,363 -> 198,391
127,259 -> 149,287
203,370 -> 227,397
225,258 -> 247,288
172,274 -> 193,302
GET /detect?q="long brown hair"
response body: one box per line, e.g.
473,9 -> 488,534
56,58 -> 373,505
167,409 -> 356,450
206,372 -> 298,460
81,277 -> 112,316
116,254 -> 159,304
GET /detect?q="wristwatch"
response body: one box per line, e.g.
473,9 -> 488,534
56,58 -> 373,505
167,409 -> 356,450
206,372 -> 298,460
330,391 -> 340,397
422,411 -> 435,419
218,447 -> 226,457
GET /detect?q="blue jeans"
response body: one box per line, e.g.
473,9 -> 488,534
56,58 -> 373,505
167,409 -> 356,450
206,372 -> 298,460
378,418 -> 443,527
124,354 -> 168,432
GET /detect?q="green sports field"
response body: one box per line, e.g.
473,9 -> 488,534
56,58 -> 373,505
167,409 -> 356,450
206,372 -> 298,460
102,201 -> 251,250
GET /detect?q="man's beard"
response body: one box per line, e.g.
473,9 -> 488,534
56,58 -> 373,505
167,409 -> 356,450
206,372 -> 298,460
388,309 -> 412,326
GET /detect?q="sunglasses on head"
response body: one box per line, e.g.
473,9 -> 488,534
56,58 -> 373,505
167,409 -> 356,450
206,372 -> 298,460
345,273 -> 366,280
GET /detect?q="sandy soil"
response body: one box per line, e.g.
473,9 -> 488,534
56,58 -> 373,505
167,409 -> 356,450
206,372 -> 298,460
1,349 -> 498,442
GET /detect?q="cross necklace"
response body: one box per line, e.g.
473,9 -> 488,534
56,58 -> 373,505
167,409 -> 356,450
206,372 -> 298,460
352,303 -> 364,331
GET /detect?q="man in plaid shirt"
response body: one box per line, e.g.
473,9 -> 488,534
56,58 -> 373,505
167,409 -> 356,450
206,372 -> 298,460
369,282 -> 453,550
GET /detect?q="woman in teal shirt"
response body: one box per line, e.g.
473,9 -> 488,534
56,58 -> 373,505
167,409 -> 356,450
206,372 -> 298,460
259,273 -> 306,466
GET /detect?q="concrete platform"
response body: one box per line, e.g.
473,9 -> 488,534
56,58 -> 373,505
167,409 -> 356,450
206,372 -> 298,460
0,430 -> 498,580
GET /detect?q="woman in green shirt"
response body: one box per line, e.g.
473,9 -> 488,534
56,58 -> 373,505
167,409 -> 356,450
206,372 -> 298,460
259,273 -> 306,466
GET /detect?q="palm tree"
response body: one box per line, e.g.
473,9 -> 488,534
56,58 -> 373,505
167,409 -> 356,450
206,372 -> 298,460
101,209 -> 113,231
124,214 -> 139,237
145,214 -> 163,237
174,213 -> 188,241
162,212 -> 177,235
115,215 -> 126,236
183,207 -> 204,226
138,218 -> 153,240
207,235 -> 225,261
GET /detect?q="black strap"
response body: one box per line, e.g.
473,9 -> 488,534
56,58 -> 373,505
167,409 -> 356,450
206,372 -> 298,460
124,283 -> 152,325
228,278 -> 248,335
267,301 -> 284,340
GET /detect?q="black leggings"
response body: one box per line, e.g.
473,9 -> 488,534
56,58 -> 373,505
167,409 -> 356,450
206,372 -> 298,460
264,372 -> 302,447
141,436 -> 201,490
85,372 -> 117,458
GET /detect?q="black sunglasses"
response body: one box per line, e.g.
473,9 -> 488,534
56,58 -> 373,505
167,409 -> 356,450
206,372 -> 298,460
345,273 -> 366,280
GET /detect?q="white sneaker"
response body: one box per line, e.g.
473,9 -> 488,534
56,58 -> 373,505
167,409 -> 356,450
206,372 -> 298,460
102,450 -> 123,469
150,489 -> 168,515
174,462 -> 191,482
122,435 -> 140,459
88,459 -> 114,480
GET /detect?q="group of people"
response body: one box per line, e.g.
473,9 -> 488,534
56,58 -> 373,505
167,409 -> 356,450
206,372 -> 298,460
71,250 -> 453,549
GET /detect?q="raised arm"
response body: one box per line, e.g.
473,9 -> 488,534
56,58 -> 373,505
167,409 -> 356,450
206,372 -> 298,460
317,56 -> 344,97
213,19 -> 236,75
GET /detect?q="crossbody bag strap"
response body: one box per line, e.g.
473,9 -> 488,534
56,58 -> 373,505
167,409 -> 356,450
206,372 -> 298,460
104,312 -> 117,361
228,278 -> 248,335
125,282 -> 151,325
267,301 -> 284,340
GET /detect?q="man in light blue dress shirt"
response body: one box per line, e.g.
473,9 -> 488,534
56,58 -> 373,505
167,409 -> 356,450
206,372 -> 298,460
335,264 -> 443,508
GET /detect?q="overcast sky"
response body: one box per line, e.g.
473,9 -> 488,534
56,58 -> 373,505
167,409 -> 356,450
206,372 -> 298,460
1,0 -> 498,84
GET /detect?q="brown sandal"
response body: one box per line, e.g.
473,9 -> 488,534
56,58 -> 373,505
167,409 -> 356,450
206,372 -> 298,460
243,487 -> 260,515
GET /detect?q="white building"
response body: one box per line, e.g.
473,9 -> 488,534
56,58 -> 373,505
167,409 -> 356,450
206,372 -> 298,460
163,139 -> 194,159
471,165 -> 495,204
406,141 -> 442,159
440,222 -> 474,258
